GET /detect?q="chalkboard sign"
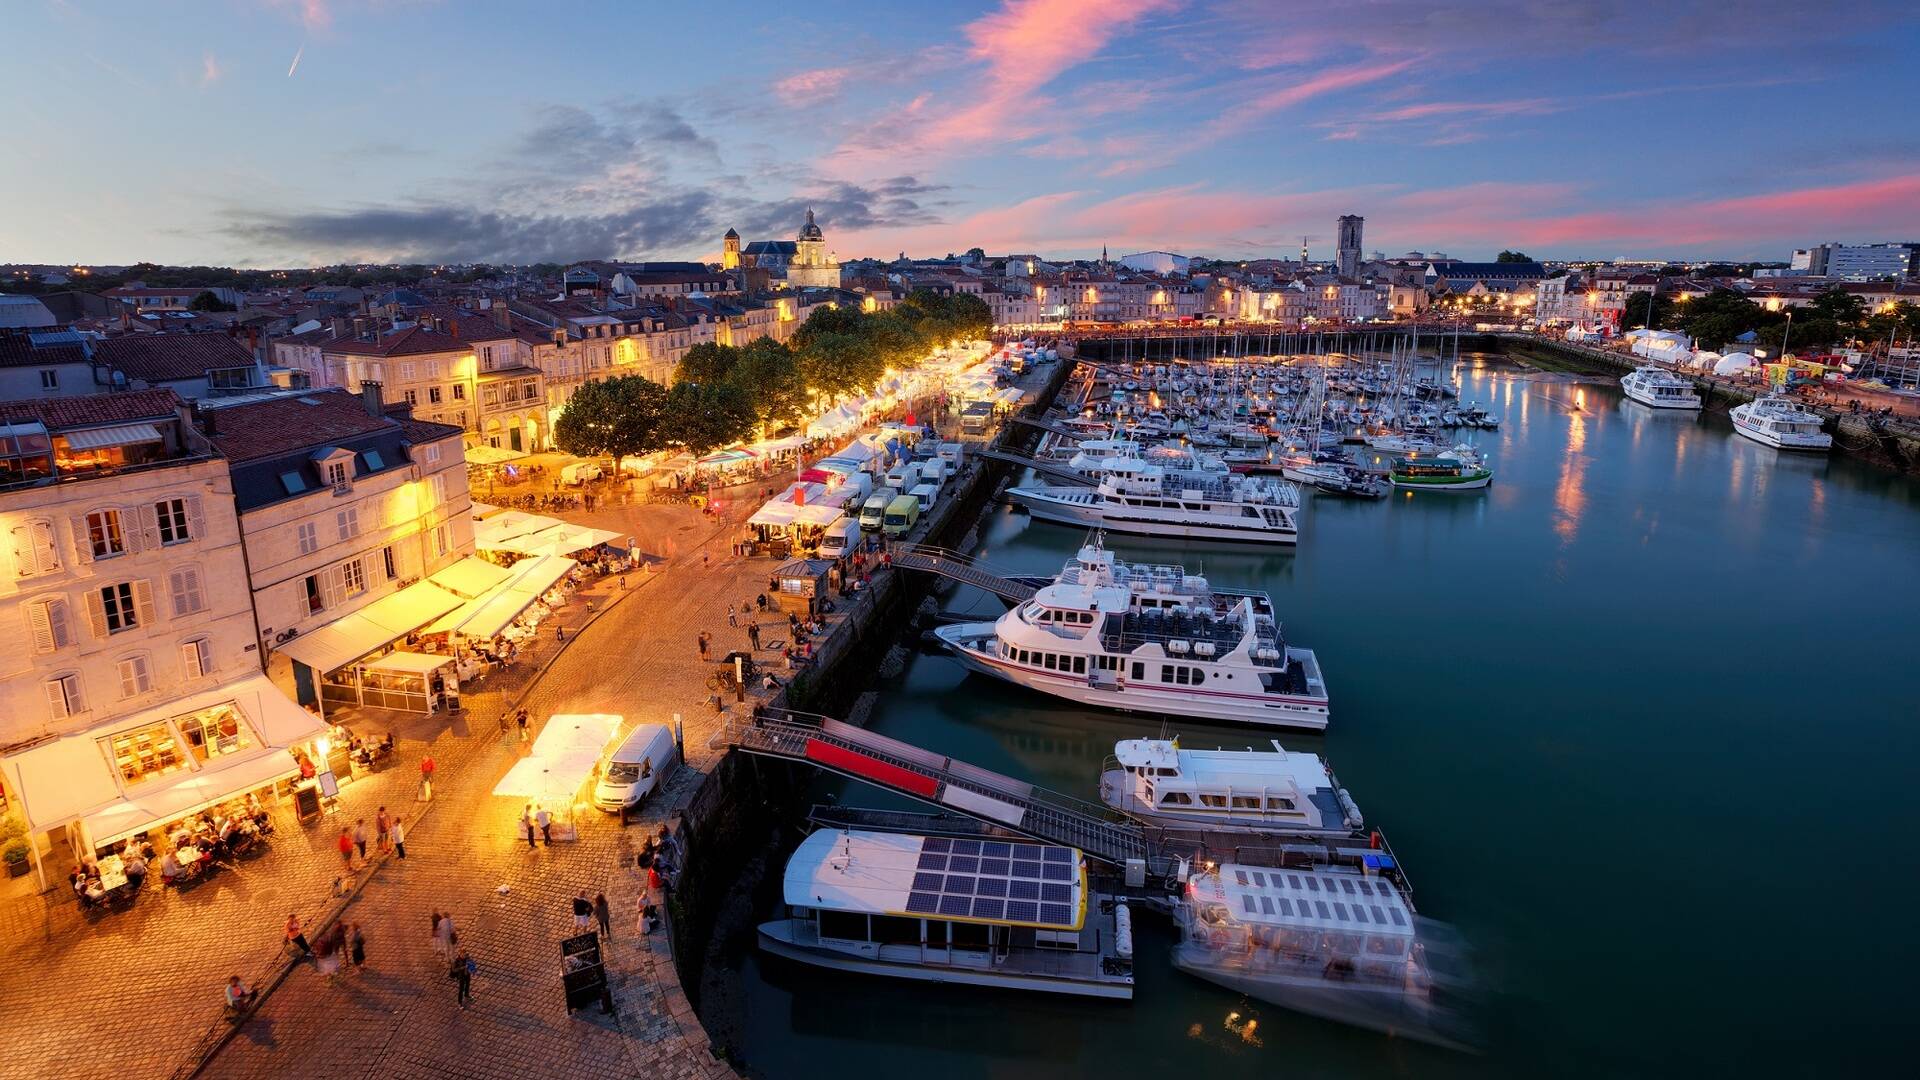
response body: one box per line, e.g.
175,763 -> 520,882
561,931 -> 607,1012
294,784 -> 321,822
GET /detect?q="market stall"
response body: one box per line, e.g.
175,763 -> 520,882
491,713 -> 621,842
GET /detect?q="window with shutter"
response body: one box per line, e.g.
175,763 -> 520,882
118,655 -> 153,697
29,597 -> 71,652
100,582 -> 138,633
155,498 -> 191,544
336,507 -> 360,540
84,510 -> 125,559
45,674 -> 84,720
133,580 -> 156,627
181,638 -> 212,678
297,521 -> 319,555
170,566 -> 205,616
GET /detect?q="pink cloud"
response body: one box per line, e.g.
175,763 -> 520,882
1196,59 -> 1416,143
1365,98 -> 1557,122
1503,174 -> 1920,249
200,52 -> 222,87
774,67 -> 850,107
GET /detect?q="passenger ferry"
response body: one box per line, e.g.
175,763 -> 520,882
758,828 -> 1135,999
1730,394 -> 1833,450
1388,445 -> 1492,491
1173,861 -> 1473,1048
934,542 -> 1330,729
1099,738 -> 1364,836
1007,460 -> 1301,544
1619,366 -> 1703,409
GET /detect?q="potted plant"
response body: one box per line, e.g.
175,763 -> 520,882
2,838 -> 29,879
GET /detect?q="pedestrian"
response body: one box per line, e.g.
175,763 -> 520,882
315,928 -> 341,980
452,948 -> 474,1008
353,818 -> 369,859
286,912 -> 312,957
430,911 -> 445,960
697,631 -> 710,660
392,815 -> 407,859
594,892 -> 611,939
522,806 -> 537,850
747,622 -> 760,650
555,623 -> 565,643
726,603 -> 737,627
517,709 -> 530,744
536,805 -> 553,846
337,827 -> 355,869
375,807 -> 391,853
349,923 -> 367,970
701,551 -> 709,570
419,754 -> 436,801
437,912 -> 457,960
572,891 -> 593,931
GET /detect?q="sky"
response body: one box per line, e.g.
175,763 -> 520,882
5,0 -> 1920,268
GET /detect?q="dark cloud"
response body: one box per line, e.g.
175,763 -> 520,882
224,193 -> 715,264
733,176 -> 951,237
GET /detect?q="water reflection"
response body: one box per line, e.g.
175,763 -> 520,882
1553,406 -> 1589,547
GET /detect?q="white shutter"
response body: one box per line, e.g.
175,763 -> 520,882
135,504 -> 161,551
181,641 -> 206,678
72,516 -> 94,564
85,590 -> 109,638
133,580 -> 157,627
46,598 -> 71,649
9,526 -> 29,576
31,521 -> 58,573
119,658 -> 139,698
29,602 -> 55,652
45,679 -> 71,720
187,495 -> 206,540
169,567 -> 203,616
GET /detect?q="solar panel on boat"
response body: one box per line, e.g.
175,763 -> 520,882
1006,901 -> 1039,922
912,872 -> 943,891
1008,880 -> 1040,900
924,837 -> 953,853
981,841 -> 1012,857
1040,904 -> 1072,925
906,892 -> 939,914
944,876 -> 976,894
951,839 -> 982,856
1041,883 -> 1071,903
917,853 -> 946,871
947,855 -> 979,873
939,896 -> 972,917
896,836 -> 1080,929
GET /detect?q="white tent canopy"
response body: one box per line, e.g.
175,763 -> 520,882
1714,352 -> 1758,375
492,713 -> 620,806
424,554 -> 577,639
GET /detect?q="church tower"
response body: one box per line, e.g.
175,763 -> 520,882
788,209 -> 841,288
722,227 -> 740,270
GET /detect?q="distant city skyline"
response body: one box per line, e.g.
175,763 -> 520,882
5,0 -> 1920,267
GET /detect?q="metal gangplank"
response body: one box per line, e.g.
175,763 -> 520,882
723,711 -> 1151,868
890,545 -> 1038,603
969,446 -> 1096,485
1005,413 -> 1098,441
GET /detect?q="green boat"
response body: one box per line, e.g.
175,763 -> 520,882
1389,446 -> 1492,491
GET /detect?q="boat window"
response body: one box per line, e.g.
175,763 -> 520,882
1231,796 -> 1260,809
818,910 -> 869,942
1199,794 -> 1226,808
1266,797 -> 1293,810
1131,662 -> 1144,680
1044,654 -> 1057,670
1071,656 -> 1086,674
1234,870 -> 1248,886
1157,768 -> 1178,777
1160,791 -> 1193,806
925,921 -> 947,948
870,914 -> 922,946
1242,895 -> 1257,914
951,921 -> 990,950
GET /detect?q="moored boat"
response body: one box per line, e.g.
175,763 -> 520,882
1388,445 -> 1492,491
1099,737 -> 1363,836
1730,394 -> 1832,450
1620,366 -> 1703,410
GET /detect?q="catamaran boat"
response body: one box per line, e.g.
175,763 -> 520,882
1007,460 -> 1302,544
1620,366 -> 1703,410
1099,738 -> 1363,837
759,828 -> 1135,999
1172,861 -> 1473,1048
934,542 -> 1330,729
1730,394 -> 1832,450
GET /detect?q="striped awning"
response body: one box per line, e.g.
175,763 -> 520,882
62,423 -> 162,450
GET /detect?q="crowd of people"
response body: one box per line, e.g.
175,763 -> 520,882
72,795 -> 275,909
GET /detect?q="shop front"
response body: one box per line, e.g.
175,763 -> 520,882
276,579 -> 466,715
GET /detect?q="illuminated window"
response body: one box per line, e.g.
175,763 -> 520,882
340,558 -> 367,598
87,509 -> 125,558
103,721 -> 187,786
177,703 -> 252,764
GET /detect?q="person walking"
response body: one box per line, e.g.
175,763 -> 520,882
451,948 -> 474,1008
696,631 -> 710,660
516,709 -> 530,745
536,806 -> 553,846
747,621 -> 760,650
337,827 -> 355,869
593,892 -> 612,939
391,815 -> 407,859
436,912 -> 457,961
353,819 -> 369,860
419,754 -> 436,801
375,807 -> 391,853
348,923 -> 367,971
726,603 -> 737,628
429,911 -> 445,961
286,912 -> 312,957
522,806 -> 537,850
572,891 -> 593,932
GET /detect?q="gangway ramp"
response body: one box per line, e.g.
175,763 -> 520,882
970,446 -> 1097,485
724,711 -> 1150,867
890,545 -> 1038,603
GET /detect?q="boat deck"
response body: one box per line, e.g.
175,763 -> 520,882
771,906 -> 1131,989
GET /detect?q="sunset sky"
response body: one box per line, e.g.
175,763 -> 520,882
6,0 -> 1920,267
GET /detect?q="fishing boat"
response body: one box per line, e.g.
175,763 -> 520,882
1620,366 -> 1703,410
1730,394 -> 1832,450
1007,460 -> 1302,544
1388,445 -> 1492,491
1099,738 -> 1363,837
759,828 -> 1135,999
934,541 -> 1330,729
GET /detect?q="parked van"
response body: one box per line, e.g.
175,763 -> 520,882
561,461 -> 603,485
885,460 -> 922,492
818,516 -> 860,557
909,483 -> 938,513
858,493 -> 891,530
592,723 -> 678,813
919,458 -> 947,486
881,495 -> 921,537
961,401 -> 995,434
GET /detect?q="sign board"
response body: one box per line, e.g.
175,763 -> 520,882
317,771 -> 340,799
294,784 -> 322,822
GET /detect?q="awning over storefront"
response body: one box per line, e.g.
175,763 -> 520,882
464,444 -> 525,465
429,556 -> 513,599
424,555 -> 577,639
473,510 -> 566,551
64,422 -> 163,450
0,674 -> 324,838
276,580 -> 466,674
82,750 -> 301,848
489,523 -> 622,557
362,651 -> 456,675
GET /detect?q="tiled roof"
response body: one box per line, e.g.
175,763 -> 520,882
396,416 -> 465,444
322,324 -> 471,357
204,389 -> 394,463
93,333 -> 255,383
0,388 -> 182,428
0,331 -> 91,368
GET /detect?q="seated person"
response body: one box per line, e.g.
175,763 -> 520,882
69,865 -> 88,895
224,975 -> 255,1012
124,854 -> 148,888
159,851 -> 184,883
83,876 -> 107,903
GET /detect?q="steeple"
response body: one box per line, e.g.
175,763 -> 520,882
1100,243 -> 1109,267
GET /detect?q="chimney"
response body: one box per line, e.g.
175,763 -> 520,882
331,316 -> 351,339
448,317 -> 459,340
359,380 -> 384,418
246,326 -> 260,359
494,302 -> 511,331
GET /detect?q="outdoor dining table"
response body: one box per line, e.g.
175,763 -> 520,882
97,855 -> 128,892
177,846 -> 204,869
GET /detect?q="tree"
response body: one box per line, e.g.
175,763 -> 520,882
1805,288 -> 1866,330
795,330 -> 871,400
1495,250 -> 1533,264
189,290 -> 236,312
727,337 -> 807,436
674,342 -> 738,386
660,381 -> 756,457
550,375 -> 669,468
1616,291 -> 1677,333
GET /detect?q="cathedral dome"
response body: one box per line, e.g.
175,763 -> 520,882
797,209 -> 823,242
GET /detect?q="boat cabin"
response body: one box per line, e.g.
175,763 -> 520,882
1184,863 -> 1417,983
1104,738 -> 1357,832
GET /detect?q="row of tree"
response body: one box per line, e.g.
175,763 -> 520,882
1620,286 -> 1920,353
552,290 -> 991,462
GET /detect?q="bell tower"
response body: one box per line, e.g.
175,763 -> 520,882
722,227 -> 740,270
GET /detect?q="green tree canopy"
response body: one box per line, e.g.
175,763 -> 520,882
674,341 -> 739,386
1494,250 -> 1533,263
727,337 -> 807,436
550,375 -> 669,466
660,380 -> 757,457
1616,291 -> 1676,333
188,290 -> 235,312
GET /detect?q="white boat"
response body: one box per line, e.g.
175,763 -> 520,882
1620,366 -> 1703,410
1007,460 -> 1301,544
1099,738 -> 1362,836
1172,862 -> 1473,1049
934,542 -> 1329,730
758,828 -> 1135,999
1730,394 -> 1832,450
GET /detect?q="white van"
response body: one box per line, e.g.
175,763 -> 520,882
885,460 -> 921,491
818,515 -> 859,558
909,483 -> 938,513
919,458 -> 947,486
561,461 -> 603,485
593,724 -> 677,813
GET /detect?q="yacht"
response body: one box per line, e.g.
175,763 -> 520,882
1388,445 -> 1492,491
1278,452 -> 1386,498
1173,862 -> 1473,1048
1007,460 -> 1302,544
1620,366 -> 1703,410
934,542 -> 1330,730
759,828 -> 1135,999
1099,738 -> 1363,836
1730,394 -> 1832,450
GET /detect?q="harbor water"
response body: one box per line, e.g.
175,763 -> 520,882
725,355 -> 1920,1078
